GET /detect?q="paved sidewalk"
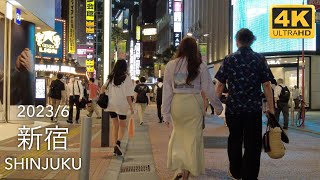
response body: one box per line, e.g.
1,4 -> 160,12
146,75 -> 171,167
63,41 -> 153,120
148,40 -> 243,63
0,114 -> 114,180
146,105 -> 320,180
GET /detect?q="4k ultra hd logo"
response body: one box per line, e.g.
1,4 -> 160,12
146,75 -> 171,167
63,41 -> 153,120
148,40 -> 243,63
270,5 -> 315,38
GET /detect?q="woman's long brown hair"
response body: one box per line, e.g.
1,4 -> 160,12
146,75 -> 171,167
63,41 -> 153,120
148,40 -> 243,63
174,37 -> 201,85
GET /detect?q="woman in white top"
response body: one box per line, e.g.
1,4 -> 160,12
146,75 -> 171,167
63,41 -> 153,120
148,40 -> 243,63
100,59 -> 134,156
162,37 -> 223,179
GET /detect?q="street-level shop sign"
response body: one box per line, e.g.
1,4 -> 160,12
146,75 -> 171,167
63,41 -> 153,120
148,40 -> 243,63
35,64 -> 76,74
16,8 -> 21,25
269,5 -> 315,38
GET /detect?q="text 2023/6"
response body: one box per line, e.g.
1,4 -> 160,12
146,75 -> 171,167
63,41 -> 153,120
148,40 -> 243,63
17,105 -> 69,118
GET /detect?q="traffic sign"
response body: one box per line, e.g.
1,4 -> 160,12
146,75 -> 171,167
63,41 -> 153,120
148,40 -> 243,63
270,5 -> 315,38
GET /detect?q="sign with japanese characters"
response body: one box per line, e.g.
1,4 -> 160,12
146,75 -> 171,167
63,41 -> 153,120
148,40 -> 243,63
168,0 -> 173,14
86,0 -> 95,21
68,0 -> 76,53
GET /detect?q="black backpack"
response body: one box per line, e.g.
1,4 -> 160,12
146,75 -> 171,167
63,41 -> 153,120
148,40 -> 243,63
279,86 -> 290,103
156,84 -> 163,104
136,85 -> 149,103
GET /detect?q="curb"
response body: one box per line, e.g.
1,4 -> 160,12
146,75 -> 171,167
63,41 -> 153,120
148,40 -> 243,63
288,126 -> 320,135
103,133 -> 129,180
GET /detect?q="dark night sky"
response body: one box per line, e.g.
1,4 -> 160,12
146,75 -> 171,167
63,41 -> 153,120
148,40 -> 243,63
142,0 -> 157,23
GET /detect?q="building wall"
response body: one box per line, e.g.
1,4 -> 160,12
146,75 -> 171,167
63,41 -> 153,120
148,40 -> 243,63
311,55 -> 320,109
156,0 -> 171,53
183,0 -> 230,63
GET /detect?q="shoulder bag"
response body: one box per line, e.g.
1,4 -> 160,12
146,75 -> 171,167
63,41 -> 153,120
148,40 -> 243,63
97,81 -> 110,108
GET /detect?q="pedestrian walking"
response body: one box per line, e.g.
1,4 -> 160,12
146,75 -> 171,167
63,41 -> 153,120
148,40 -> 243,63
87,78 -> 101,118
274,78 -> 290,130
134,77 -> 151,125
292,85 -> 300,109
162,37 -> 223,179
66,75 -> 83,124
154,77 -> 163,123
100,59 -> 134,156
48,73 -> 65,122
215,28 -> 275,180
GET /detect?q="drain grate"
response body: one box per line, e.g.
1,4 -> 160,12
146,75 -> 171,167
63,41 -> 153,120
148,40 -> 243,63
120,165 -> 150,173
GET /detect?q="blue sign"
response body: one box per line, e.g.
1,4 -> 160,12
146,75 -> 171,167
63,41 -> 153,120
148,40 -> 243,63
16,8 -> 21,25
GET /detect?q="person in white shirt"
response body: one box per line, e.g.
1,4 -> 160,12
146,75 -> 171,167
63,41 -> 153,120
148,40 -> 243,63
162,37 -> 223,179
292,85 -> 300,109
66,75 -> 83,124
154,77 -> 163,123
274,78 -> 290,129
100,59 -> 134,156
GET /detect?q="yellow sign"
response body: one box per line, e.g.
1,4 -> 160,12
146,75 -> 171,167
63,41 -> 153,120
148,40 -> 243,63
86,21 -> 94,27
86,60 -> 94,66
68,0 -> 75,53
86,66 -> 94,72
86,27 -> 95,34
136,26 -> 141,40
270,5 -> 315,38
86,0 -> 95,21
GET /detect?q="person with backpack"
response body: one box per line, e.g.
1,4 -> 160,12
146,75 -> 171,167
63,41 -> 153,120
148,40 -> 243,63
154,77 -> 163,123
134,77 -> 151,125
49,73 -> 65,122
274,78 -> 290,130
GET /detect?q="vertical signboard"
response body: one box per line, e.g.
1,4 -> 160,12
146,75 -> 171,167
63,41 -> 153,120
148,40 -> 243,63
86,0 -> 95,34
15,8 -> 21,25
68,0 -> 75,53
173,0 -> 183,48
129,40 -> 135,78
136,26 -> 141,41
86,0 -> 95,73
123,9 -> 130,30
135,42 -> 141,76
168,0 -> 173,15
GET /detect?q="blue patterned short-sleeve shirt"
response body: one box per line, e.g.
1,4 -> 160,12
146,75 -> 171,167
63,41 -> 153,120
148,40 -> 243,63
215,47 -> 274,114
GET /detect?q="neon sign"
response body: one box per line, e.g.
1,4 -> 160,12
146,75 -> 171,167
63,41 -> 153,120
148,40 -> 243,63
35,31 -> 61,54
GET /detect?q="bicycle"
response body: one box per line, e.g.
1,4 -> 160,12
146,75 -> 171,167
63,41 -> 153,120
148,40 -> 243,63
295,98 -> 308,127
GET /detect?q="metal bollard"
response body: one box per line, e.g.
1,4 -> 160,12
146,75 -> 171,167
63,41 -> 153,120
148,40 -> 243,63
80,117 -> 92,180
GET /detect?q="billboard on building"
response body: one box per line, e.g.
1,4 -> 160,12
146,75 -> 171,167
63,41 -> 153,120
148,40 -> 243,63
35,21 -> 64,59
233,0 -> 316,53
68,0 -> 76,53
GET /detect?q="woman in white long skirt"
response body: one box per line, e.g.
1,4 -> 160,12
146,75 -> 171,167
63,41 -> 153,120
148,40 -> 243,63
162,37 -> 223,180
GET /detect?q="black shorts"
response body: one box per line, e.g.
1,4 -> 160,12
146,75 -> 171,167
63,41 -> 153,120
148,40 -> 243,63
109,112 -> 127,120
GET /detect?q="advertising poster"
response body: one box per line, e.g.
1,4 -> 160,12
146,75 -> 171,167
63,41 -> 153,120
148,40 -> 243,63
10,21 -> 35,105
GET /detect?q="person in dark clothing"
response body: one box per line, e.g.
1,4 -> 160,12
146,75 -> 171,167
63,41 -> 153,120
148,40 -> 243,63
154,77 -> 163,123
215,28 -> 275,180
134,77 -> 151,125
49,73 -> 65,122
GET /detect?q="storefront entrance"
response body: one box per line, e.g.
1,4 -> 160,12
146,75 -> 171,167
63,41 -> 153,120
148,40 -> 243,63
267,56 -> 311,108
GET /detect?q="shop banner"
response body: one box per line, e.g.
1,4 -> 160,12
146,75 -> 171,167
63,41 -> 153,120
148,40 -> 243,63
68,0 -> 76,53
86,0 -> 95,21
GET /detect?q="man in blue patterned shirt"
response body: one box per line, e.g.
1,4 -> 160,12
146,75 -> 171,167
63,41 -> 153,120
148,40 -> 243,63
215,28 -> 275,180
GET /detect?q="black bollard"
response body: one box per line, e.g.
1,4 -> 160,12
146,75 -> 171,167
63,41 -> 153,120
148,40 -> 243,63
101,111 -> 110,147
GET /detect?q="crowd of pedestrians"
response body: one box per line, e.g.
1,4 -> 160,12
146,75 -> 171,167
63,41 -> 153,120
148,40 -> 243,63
46,28 -> 302,180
